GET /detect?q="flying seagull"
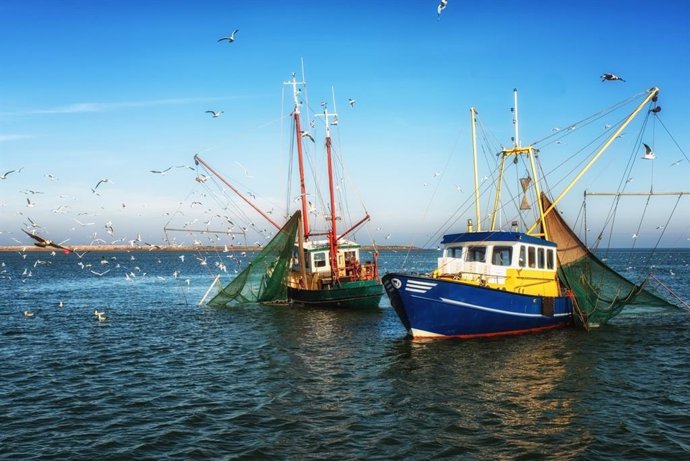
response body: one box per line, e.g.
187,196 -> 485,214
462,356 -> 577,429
649,106 -> 661,114
205,110 -> 224,118
218,29 -> 239,43
1,170 -> 17,180
150,167 -> 173,175
642,143 -> 656,160
22,229 -> 73,252
348,98 -> 356,108
601,73 -> 625,82
92,178 -> 112,193
437,0 -> 448,16
301,131 -> 315,143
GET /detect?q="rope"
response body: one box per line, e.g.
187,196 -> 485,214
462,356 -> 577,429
648,273 -> 690,310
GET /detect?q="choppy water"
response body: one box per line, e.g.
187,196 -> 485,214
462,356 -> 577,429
1,249 -> 689,460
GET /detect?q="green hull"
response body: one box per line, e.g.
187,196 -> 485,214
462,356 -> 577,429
288,279 -> 383,308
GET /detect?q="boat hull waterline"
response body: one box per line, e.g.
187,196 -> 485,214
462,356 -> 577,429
288,280 -> 383,309
383,273 -> 573,338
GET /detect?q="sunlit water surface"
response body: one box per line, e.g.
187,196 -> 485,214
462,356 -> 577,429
1,249 -> 689,459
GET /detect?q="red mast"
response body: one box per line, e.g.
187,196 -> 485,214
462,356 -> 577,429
285,73 -> 310,239
323,106 -> 339,281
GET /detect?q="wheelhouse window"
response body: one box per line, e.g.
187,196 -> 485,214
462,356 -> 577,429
519,245 -> 526,268
492,246 -> 512,266
447,246 -> 463,258
547,249 -> 555,270
343,250 -> 357,263
528,246 -> 536,268
313,252 -> 327,268
466,246 -> 486,263
537,248 -> 545,269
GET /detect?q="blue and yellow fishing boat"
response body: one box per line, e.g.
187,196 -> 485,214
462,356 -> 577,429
383,88 -> 669,339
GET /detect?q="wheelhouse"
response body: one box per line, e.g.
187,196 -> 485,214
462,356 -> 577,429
434,231 -> 559,296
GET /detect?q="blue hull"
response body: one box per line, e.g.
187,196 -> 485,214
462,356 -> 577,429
382,273 -> 573,339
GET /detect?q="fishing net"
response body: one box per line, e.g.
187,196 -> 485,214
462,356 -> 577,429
207,212 -> 300,307
540,193 -> 677,326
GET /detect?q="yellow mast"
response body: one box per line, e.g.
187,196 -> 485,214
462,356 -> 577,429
526,87 -> 660,235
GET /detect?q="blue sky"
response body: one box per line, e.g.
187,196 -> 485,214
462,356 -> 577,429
1,0 -> 688,248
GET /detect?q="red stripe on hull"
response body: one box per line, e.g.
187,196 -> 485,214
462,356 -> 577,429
411,321 -> 570,340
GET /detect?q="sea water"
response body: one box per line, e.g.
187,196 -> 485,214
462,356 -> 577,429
1,249 -> 688,459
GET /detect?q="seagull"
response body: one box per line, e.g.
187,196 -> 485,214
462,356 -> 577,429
46,173 -> 58,181
234,161 -> 253,178
642,143 -> 656,160
94,309 -> 107,321
1,168 -> 22,179
23,310 -> 34,318
150,167 -> 172,175
90,269 -> 110,276
21,229 -> 73,252
649,106 -> 661,114
205,110 -> 224,118
301,130 -> 315,142
92,178 -> 112,193
26,198 -> 35,208
670,159 -> 683,167
601,73 -> 625,82
73,218 -> 95,227
218,29 -> 239,43
437,0 -> 448,16
57,301 -> 64,308
348,98 -> 356,108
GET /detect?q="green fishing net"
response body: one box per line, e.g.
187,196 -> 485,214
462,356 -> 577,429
207,212 -> 300,306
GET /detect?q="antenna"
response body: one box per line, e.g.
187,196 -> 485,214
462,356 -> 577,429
513,88 -> 520,147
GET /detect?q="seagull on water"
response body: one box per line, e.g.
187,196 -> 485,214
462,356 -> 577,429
601,73 -> 625,82
205,110 -> 224,118
94,309 -> 107,321
23,310 -> 34,318
218,29 -> 239,43
642,143 -> 656,160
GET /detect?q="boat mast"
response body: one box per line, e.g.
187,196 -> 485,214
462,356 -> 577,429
284,72 -> 311,239
471,107 -> 481,231
322,104 -> 340,281
489,89 -> 548,238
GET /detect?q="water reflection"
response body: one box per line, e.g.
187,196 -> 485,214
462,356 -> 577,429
383,331 -> 593,459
